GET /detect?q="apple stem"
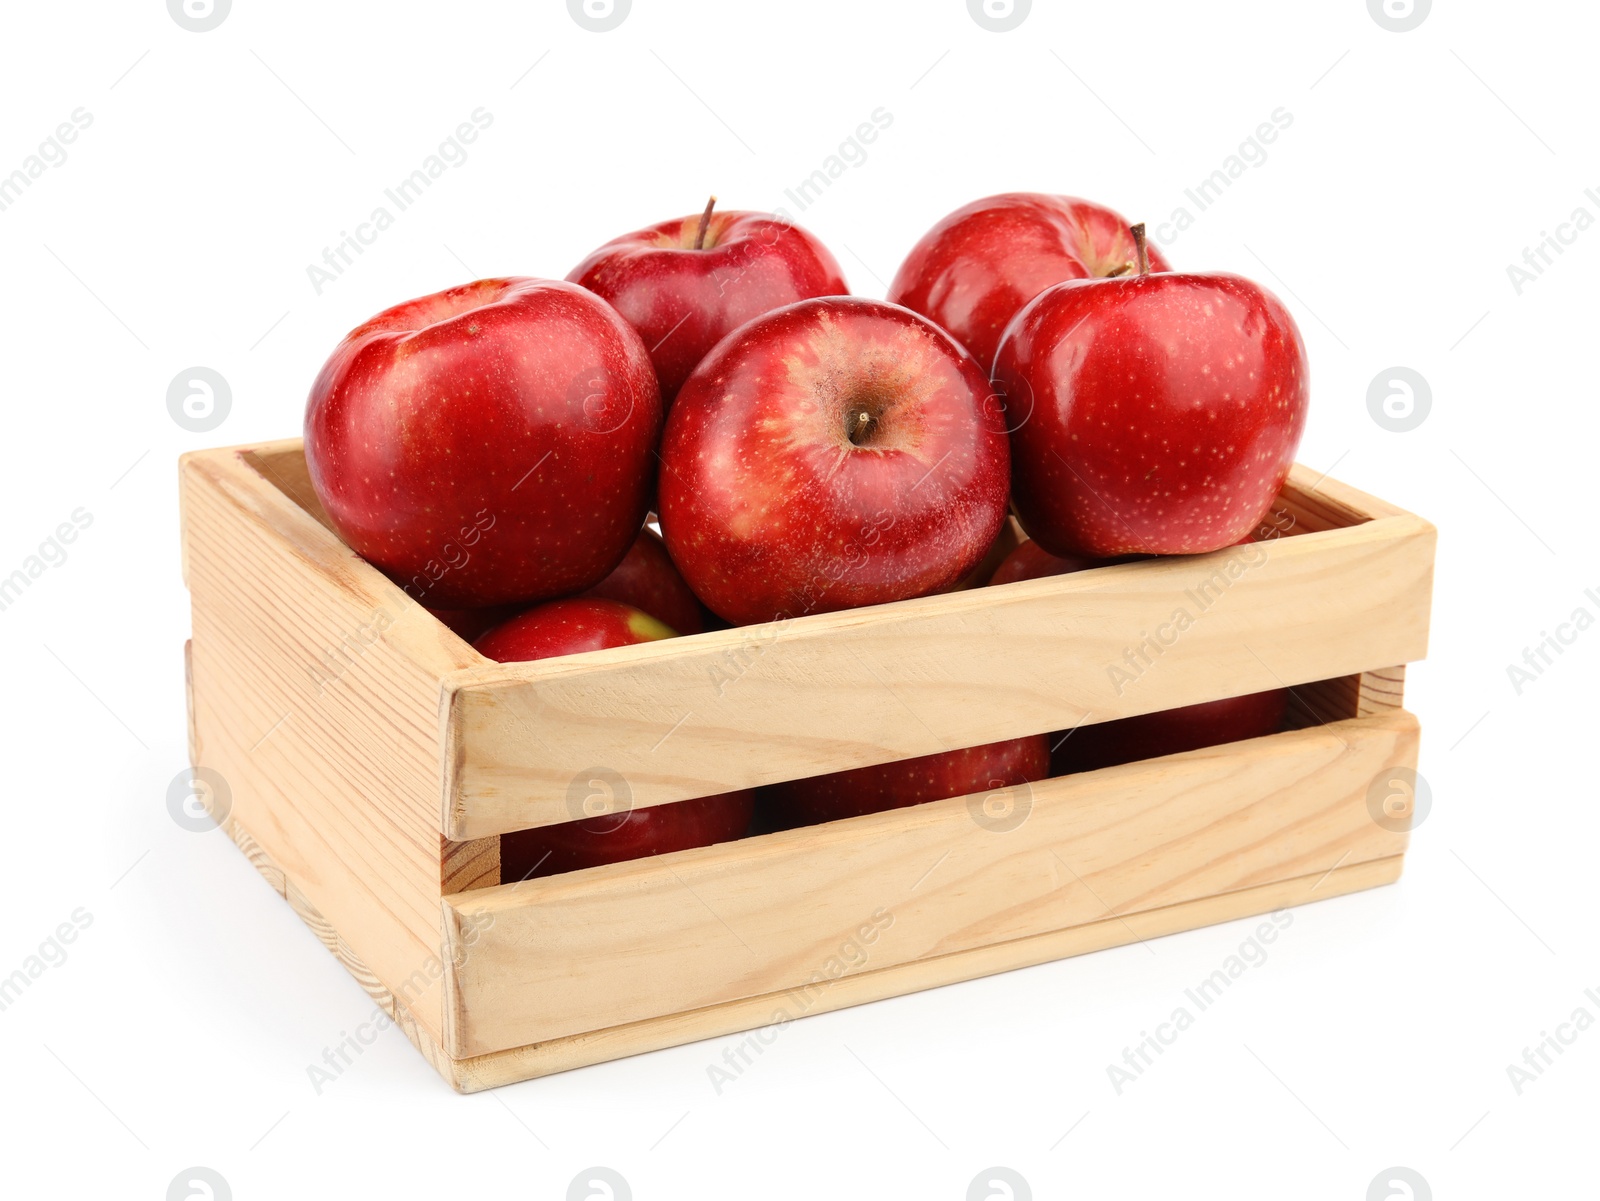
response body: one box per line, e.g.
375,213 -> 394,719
1131,223 -> 1150,277
694,195 -> 717,250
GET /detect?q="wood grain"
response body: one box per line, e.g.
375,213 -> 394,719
181,444 -> 479,1047
441,710 -> 1418,1057
445,854 -> 1404,1092
206,792 -> 1404,1094
442,506 -> 1436,839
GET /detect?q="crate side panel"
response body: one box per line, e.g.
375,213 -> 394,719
447,512 -> 1435,838
183,450 -> 476,1046
445,854 -> 1403,1090
443,711 -> 1418,1056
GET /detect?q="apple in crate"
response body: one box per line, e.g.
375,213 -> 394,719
473,598 -> 753,878
1052,690 -> 1289,776
568,199 -> 848,407
580,526 -> 708,635
992,227 -> 1308,558
888,193 -> 1167,372
760,736 -> 1050,829
988,539 -> 1105,586
659,297 -> 1011,625
304,278 -> 662,608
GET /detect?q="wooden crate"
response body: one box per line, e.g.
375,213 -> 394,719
179,440 -> 1434,1092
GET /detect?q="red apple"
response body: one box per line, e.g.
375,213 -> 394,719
887,193 -> 1169,373
579,526 -> 707,635
658,297 -> 1011,625
304,277 -> 662,608
500,787 -> 755,881
988,539 -> 1103,586
429,604 -> 519,642
760,736 -> 1049,829
568,199 -> 848,407
992,228 -> 1308,557
1051,689 -> 1288,776
473,597 -> 675,662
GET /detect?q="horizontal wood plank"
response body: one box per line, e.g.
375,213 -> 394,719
441,710 -> 1419,1057
443,508 -> 1435,838
444,853 -> 1404,1091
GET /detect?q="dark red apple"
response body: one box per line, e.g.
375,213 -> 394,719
500,788 -> 755,881
887,193 -> 1169,372
1051,689 -> 1288,776
429,604 -> 519,642
658,296 -> 1011,626
760,736 -> 1050,829
579,526 -> 707,635
304,277 -> 662,608
568,199 -> 848,407
987,539 -> 1102,586
992,228 -> 1308,557
473,597 -> 675,662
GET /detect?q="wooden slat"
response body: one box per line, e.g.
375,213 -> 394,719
441,710 -> 1419,1057
208,794 -> 1404,1094
443,511 -> 1436,838
181,445 -> 479,1048
445,854 -> 1404,1092
1286,666 -> 1407,729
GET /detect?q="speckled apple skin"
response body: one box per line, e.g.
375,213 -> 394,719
472,597 -> 674,663
579,526 -> 707,635
568,210 -> 848,407
657,297 -> 1011,626
887,193 -> 1170,373
760,735 -> 1050,829
304,278 -> 662,609
993,272 -> 1309,558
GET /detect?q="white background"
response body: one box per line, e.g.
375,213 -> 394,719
1,0 -> 1594,1197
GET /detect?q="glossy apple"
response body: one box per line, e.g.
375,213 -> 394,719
659,297 -> 1011,625
473,597 -> 675,662
304,277 -> 662,608
760,735 -> 1050,829
580,526 -> 708,635
887,193 -> 1169,372
568,199 -> 848,407
500,788 -> 755,881
992,228 -> 1309,557
1051,689 -> 1288,776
